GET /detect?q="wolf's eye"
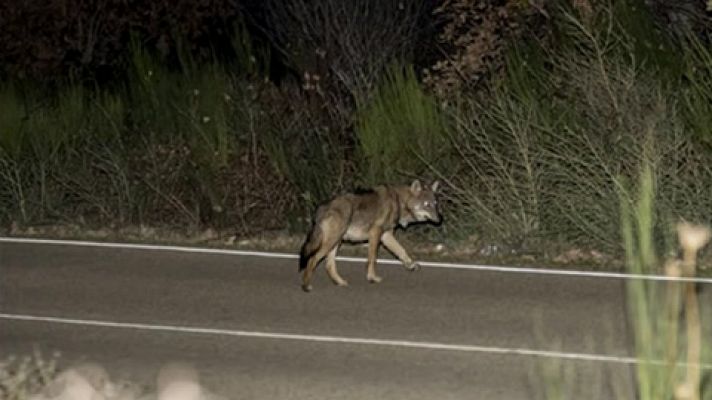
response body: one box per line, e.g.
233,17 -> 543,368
423,201 -> 430,207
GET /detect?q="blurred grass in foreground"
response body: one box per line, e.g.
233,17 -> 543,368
538,163 -> 711,399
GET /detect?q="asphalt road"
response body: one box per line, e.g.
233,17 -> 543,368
2,239 -> 707,399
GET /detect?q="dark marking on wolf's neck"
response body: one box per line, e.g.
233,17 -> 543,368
353,187 -> 376,195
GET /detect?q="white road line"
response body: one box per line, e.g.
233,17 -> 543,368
0,313 -> 646,367
2,236 -> 711,283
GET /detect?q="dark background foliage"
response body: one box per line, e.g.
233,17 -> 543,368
0,0 -> 710,255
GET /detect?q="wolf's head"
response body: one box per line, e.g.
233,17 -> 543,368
404,179 -> 442,225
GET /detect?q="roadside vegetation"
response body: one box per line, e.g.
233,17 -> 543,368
0,0 -> 711,264
537,164 -> 712,399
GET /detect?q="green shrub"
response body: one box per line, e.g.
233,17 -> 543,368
444,2 -> 712,252
356,65 -> 449,186
680,34 -> 712,144
446,91 -> 547,246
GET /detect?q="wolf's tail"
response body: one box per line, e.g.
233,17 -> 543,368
299,223 -> 322,272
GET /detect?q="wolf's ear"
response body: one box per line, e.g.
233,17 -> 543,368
410,179 -> 422,194
431,180 -> 440,193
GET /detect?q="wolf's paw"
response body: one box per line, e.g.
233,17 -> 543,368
367,275 -> 383,284
405,261 -> 421,271
301,284 -> 313,292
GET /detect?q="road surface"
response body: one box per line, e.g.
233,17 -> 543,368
1,239 -> 708,399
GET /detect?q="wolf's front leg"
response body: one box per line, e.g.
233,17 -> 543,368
366,228 -> 383,283
380,231 -> 420,271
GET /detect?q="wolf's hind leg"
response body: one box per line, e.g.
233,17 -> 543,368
301,253 -> 321,292
302,215 -> 346,292
325,245 -> 348,286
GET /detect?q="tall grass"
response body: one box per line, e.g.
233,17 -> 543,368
621,161 -> 711,399
0,84 -> 27,159
129,42 -> 234,169
0,31 -> 294,232
444,2 -> 712,253
355,65 -> 449,186
0,83 -> 95,222
680,33 -> 712,144
446,86 -> 548,246
128,44 -> 239,222
536,164 -> 712,399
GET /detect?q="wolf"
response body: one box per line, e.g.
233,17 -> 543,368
298,180 -> 441,292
